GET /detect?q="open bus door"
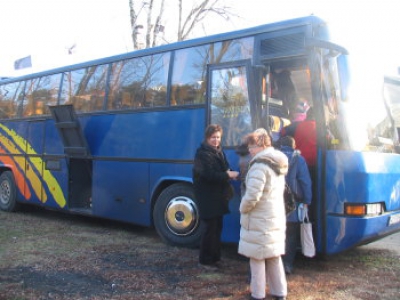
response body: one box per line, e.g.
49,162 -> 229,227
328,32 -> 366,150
49,105 -> 92,212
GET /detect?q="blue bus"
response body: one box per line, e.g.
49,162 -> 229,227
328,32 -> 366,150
0,16 -> 399,255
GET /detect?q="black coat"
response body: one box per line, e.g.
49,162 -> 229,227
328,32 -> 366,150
192,142 -> 234,219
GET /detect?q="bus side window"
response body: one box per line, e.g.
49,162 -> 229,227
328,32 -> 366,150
25,74 -> 61,116
60,65 -> 107,113
171,46 -> 208,106
107,53 -> 169,110
0,82 -> 24,119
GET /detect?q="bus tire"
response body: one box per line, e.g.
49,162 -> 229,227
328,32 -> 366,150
0,171 -> 18,212
153,183 -> 203,248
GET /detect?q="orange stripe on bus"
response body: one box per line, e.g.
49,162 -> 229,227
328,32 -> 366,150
0,149 -> 31,199
0,134 -> 44,202
0,125 -> 66,207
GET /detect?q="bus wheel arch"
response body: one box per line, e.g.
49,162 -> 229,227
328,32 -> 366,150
0,170 -> 19,212
153,182 -> 203,248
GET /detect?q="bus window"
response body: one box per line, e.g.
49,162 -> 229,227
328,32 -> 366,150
210,65 -> 252,146
108,53 -> 169,110
0,81 -> 24,119
213,37 -> 254,63
319,52 -> 355,150
384,76 -> 400,137
171,46 -> 208,106
22,74 -> 61,117
60,64 -> 108,113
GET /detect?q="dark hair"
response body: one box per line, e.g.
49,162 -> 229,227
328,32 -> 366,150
204,124 -> 223,140
279,136 -> 296,149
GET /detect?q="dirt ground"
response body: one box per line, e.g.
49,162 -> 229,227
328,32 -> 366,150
0,207 -> 399,300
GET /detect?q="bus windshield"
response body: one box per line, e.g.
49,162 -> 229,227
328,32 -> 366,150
326,54 -> 399,152
382,75 -> 400,149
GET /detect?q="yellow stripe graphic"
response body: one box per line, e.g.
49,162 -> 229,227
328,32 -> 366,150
0,134 -> 43,201
0,124 -> 66,208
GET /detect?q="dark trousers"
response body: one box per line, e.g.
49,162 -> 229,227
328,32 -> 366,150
282,221 -> 301,270
199,216 -> 223,265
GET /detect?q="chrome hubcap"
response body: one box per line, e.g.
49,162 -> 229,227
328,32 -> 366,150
165,196 -> 199,236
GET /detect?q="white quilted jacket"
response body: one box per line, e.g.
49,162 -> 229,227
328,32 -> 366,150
238,147 -> 288,260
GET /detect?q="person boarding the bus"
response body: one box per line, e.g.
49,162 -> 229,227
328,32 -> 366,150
278,136 -> 312,274
193,124 -> 239,270
280,106 -> 316,168
238,128 -> 288,300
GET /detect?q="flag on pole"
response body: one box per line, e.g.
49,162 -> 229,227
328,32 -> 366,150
14,55 -> 32,70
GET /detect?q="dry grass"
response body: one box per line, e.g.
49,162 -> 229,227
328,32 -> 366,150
0,207 -> 399,300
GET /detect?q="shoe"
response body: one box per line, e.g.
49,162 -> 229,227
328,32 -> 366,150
271,296 -> 286,300
198,263 -> 218,271
250,296 -> 265,300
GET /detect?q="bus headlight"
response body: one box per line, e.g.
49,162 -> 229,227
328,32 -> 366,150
344,203 -> 384,216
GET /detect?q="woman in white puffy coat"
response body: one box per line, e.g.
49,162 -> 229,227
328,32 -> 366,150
238,129 -> 288,300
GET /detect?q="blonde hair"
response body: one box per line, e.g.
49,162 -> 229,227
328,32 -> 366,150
245,128 -> 272,147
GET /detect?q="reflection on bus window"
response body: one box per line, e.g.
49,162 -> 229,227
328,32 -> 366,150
321,53 -> 350,150
210,65 -> 252,146
60,64 -> 108,113
108,53 -> 169,110
22,74 -> 61,117
0,82 -> 25,118
213,37 -> 254,63
171,46 -> 208,105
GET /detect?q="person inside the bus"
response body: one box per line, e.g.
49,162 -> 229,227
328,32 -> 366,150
290,100 -> 310,122
281,106 -> 316,168
271,70 -> 297,117
278,136 -> 312,275
192,124 -> 239,271
238,128 -> 288,300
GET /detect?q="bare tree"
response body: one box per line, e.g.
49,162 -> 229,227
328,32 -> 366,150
129,0 -> 139,50
129,0 -> 233,49
152,0 -> 165,47
177,0 -> 231,41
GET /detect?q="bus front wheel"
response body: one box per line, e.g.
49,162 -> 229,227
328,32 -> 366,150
153,183 -> 203,248
0,171 -> 18,212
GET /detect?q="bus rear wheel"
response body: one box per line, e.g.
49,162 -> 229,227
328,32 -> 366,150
153,183 -> 203,248
0,171 -> 18,212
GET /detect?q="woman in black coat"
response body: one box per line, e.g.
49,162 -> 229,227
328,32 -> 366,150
193,124 -> 239,269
